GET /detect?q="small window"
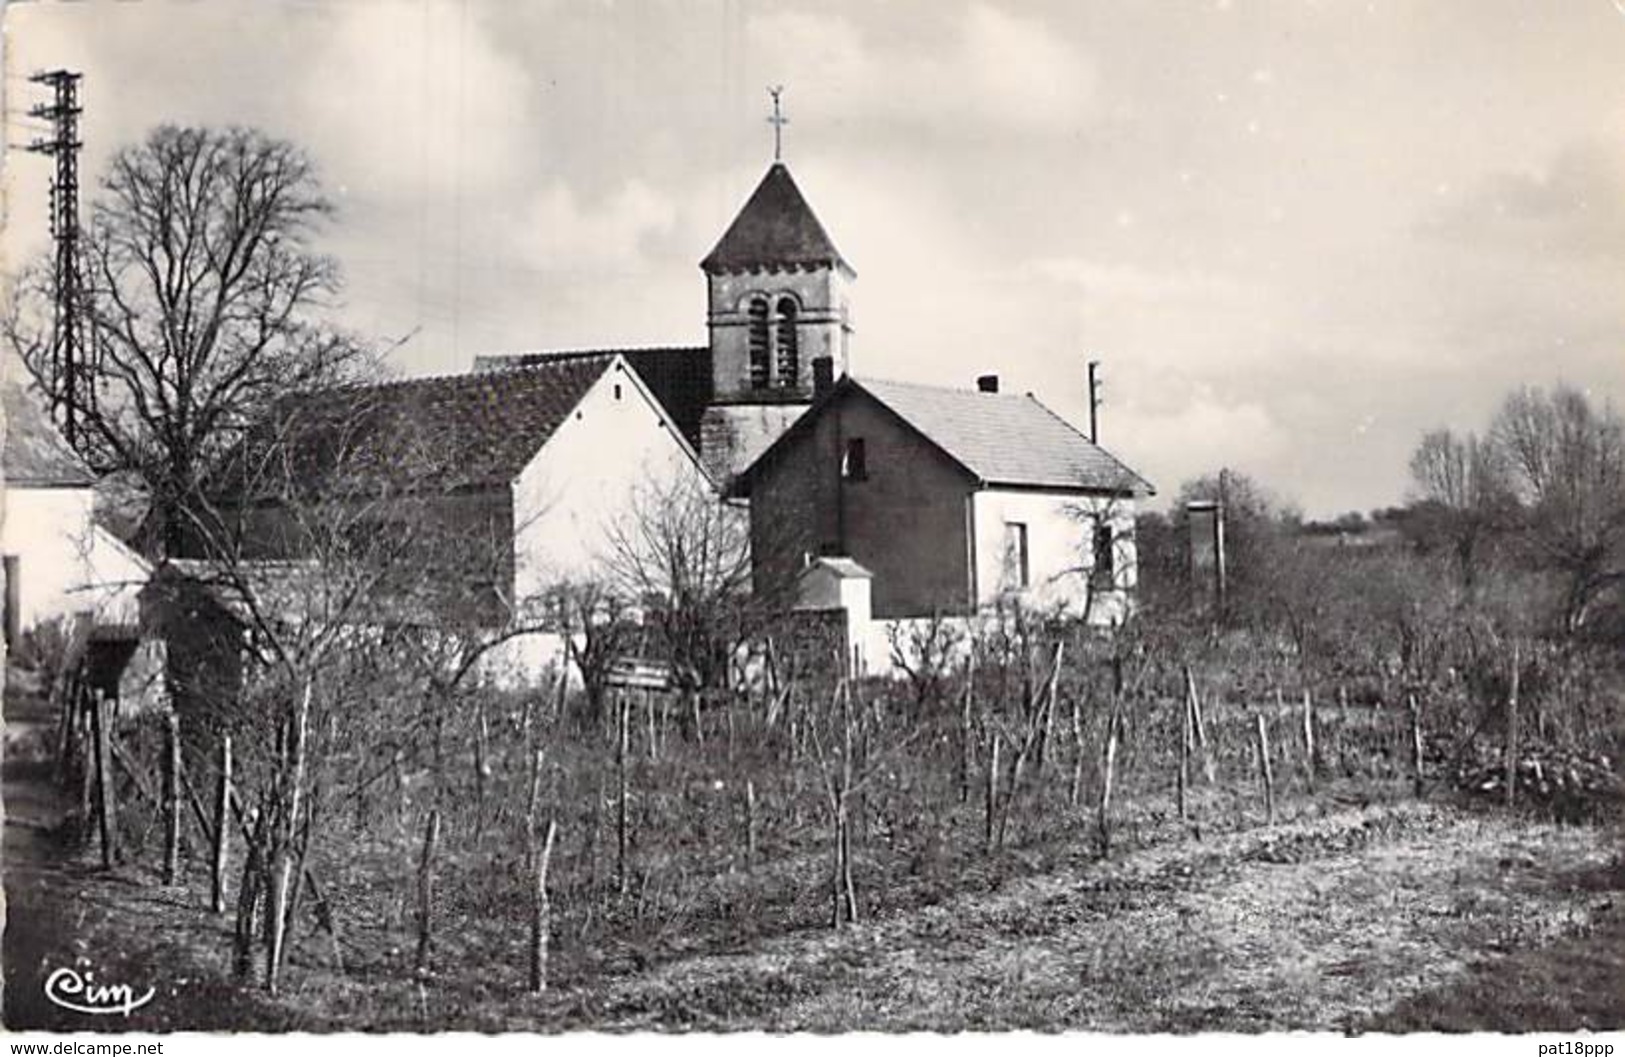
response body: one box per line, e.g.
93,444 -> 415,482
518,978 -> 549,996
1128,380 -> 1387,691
1003,522 -> 1030,589
613,383 -> 622,400
1092,521 -> 1115,587
842,438 -> 868,481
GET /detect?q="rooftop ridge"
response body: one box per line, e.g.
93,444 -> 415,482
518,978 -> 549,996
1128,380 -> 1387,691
293,353 -> 619,402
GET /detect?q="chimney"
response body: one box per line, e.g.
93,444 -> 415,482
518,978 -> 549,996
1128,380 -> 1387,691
976,374 -> 999,394
813,356 -> 835,397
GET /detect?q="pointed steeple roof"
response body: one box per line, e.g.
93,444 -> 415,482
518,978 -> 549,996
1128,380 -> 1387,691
701,163 -> 853,277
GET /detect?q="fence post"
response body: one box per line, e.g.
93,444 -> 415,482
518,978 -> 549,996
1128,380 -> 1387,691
616,689 -> 630,895
984,731 -> 1000,853
1408,693 -> 1425,798
1099,708 -> 1119,857
959,655 -> 975,805
529,818 -> 558,994
92,692 -> 118,868
415,808 -> 441,976
164,712 -> 182,885
1185,666 -> 1214,784
1506,641 -> 1521,809
1177,692 -> 1191,821
1301,688 -> 1316,791
745,778 -> 758,868
213,736 -> 233,913
1256,714 -> 1275,825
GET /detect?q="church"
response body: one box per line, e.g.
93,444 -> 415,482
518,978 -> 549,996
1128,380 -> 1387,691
479,158 -> 1154,629
194,150 -> 1152,683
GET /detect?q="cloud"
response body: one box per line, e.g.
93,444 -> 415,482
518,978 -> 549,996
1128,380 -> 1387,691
744,3 -> 1099,136
511,179 -> 678,271
293,1 -> 534,203
1422,141 -> 1625,263
1020,257 -> 1256,303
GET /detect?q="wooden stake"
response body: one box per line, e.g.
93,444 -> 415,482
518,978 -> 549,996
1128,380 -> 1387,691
267,683 -> 310,994
92,693 -> 118,868
1099,708 -> 1119,857
1302,688 -> 1316,790
1506,641 -> 1520,809
1408,693 -> 1425,798
646,688 -> 657,763
1256,714 -> 1275,825
1185,666 -> 1214,784
616,690 -> 630,895
212,736 -> 233,913
958,655 -> 975,805
529,818 -> 558,994
164,712 -> 182,885
984,730 -> 1000,852
78,690 -> 94,822
744,778 -> 758,868
1068,684 -> 1085,808
1177,694 -> 1190,821
474,694 -> 491,817
415,808 -> 441,975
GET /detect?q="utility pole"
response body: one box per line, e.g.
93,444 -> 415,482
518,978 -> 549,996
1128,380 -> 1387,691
1087,360 -> 1102,444
25,69 -> 90,447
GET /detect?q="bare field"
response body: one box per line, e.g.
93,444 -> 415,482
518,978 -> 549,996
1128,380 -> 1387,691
12,794 -> 1619,1033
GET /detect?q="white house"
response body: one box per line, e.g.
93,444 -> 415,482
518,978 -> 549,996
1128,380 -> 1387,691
2,373 -> 150,648
206,352 -> 711,683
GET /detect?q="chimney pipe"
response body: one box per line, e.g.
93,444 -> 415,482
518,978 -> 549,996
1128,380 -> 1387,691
976,374 -> 999,394
812,356 -> 835,397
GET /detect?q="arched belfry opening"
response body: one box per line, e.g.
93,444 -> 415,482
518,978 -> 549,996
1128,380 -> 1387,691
774,297 -> 799,388
747,296 -> 771,389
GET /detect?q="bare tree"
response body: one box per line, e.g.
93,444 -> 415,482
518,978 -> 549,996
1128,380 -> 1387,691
4,124 -> 375,557
599,468 -> 755,693
1490,385 -> 1625,634
1407,427 -> 1511,591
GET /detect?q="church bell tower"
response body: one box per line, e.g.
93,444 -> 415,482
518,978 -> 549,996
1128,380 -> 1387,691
700,127 -> 854,404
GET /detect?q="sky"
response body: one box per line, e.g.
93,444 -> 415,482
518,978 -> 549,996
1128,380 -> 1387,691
3,0 -> 1622,518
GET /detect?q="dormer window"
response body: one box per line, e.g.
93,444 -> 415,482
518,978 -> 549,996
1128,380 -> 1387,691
774,297 -> 799,388
747,297 -> 771,389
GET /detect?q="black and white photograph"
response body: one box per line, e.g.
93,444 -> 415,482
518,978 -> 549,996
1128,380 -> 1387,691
2,0 -> 1623,1043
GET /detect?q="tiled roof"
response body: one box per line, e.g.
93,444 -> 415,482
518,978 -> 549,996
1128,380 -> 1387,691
701,163 -> 852,276
859,378 -> 1154,495
474,346 -> 712,448
2,374 -> 94,487
731,376 -> 1153,497
227,355 -> 617,499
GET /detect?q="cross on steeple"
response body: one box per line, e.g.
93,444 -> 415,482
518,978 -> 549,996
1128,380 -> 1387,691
767,85 -> 788,162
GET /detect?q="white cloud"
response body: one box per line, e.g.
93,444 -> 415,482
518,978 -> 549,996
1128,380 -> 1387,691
293,1 -> 534,202
745,3 -> 1098,135
511,179 -> 678,270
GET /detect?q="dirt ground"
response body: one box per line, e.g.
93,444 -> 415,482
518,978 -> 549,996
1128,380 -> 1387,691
5,668 -> 1622,1033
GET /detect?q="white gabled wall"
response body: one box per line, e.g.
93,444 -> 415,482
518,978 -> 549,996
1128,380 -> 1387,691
970,488 -> 1138,624
510,358 -> 710,607
1,485 -> 96,631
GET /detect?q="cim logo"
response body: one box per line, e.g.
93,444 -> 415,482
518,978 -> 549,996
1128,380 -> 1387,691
44,966 -> 155,1017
